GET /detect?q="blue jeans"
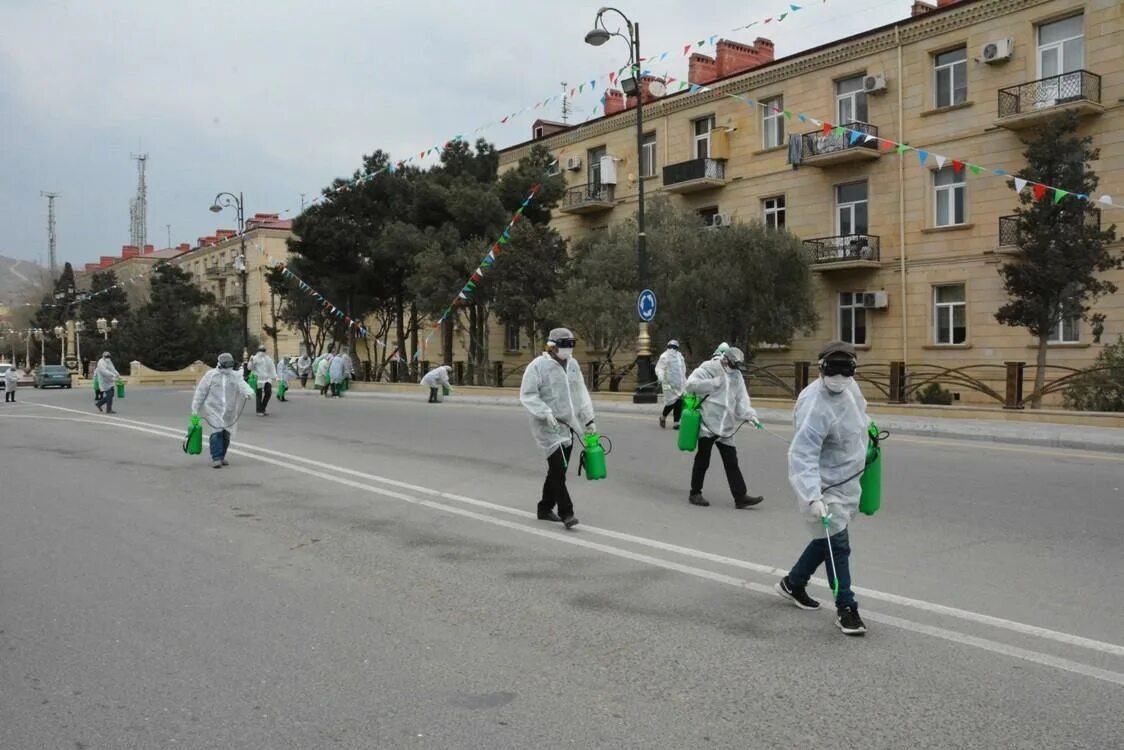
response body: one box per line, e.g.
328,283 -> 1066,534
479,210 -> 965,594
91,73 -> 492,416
788,527 -> 856,609
95,388 -> 114,411
209,430 -> 231,461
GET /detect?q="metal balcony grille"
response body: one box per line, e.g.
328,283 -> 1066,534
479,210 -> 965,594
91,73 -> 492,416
662,158 -> 726,187
802,234 -> 880,264
997,70 -> 1101,118
800,122 -> 879,161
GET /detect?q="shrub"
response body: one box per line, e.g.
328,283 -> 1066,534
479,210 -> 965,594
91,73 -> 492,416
916,382 -> 954,405
1063,336 -> 1124,412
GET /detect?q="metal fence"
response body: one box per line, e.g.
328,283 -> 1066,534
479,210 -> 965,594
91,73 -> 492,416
800,121 -> 879,160
997,70 -> 1101,118
803,234 -> 880,264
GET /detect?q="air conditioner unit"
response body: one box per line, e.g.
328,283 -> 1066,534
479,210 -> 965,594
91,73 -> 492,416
862,74 -> 888,94
710,212 -> 732,229
599,155 -> 618,185
981,38 -> 1014,64
861,291 -> 889,309
565,156 -> 583,171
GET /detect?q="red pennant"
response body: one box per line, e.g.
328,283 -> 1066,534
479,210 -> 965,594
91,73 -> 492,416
1032,183 -> 1047,201
683,44 -> 691,55
511,213 -> 523,224
500,116 -> 509,123
822,122 -> 833,135
951,160 -> 964,175
470,272 -> 482,283
878,139 -> 894,152
609,71 -> 617,84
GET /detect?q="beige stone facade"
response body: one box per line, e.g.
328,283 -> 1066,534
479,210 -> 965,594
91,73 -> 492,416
493,0 -> 1123,404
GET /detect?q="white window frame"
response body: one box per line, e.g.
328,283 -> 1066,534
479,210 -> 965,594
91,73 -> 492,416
1048,306 -> 1081,344
835,76 -> 868,124
505,322 -> 521,351
640,132 -> 657,178
933,47 -> 968,108
588,146 -> 606,188
835,182 -> 868,237
838,292 -> 868,346
933,167 -> 967,227
762,196 -> 786,230
762,96 -> 784,149
693,116 -> 714,160
1037,14 -> 1084,78
933,284 -> 967,345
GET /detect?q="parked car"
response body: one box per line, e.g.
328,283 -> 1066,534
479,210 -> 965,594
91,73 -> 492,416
34,365 -> 73,389
0,362 -> 10,390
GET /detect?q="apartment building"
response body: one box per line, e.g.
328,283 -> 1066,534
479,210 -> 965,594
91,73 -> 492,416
496,0 -> 1123,403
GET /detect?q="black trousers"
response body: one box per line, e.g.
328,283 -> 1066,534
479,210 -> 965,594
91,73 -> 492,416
256,382 -> 272,413
690,436 -> 746,498
539,443 -> 574,518
428,387 -> 439,403
662,396 -> 683,422
299,375 -> 308,387
4,389 -> 14,402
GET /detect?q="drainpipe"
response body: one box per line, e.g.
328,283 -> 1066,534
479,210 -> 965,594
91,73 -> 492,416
896,24 -> 909,370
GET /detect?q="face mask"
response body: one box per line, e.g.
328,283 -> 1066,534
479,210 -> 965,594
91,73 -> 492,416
824,374 -> 850,394
556,347 -> 573,361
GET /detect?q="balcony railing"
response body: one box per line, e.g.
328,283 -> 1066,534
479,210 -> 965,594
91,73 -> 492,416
560,183 -> 615,214
803,234 -> 880,265
205,264 -> 233,278
998,210 -> 1100,247
800,122 -> 879,163
997,70 -> 1101,119
662,157 -> 727,193
223,295 -> 245,308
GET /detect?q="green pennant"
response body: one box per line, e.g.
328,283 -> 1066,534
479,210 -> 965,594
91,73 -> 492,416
968,164 -> 983,176
1053,188 -> 1068,204
783,110 -> 793,119
896,143 -> 911,154
832,126 -> 845,136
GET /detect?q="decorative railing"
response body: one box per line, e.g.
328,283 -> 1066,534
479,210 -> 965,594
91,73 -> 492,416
800,121 -> 879,160
998,210 -> 1100,247
997,70 -> 1101,118
802,234 -> 880,264
561,183 -> 615,209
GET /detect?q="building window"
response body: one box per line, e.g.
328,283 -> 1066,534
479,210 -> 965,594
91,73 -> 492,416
1048,307 -> 1080,344
836,75 -> 868,124
839,292 -> 868,346
505,323 -> 521,351
697,206 -> 720,225
1038,14 -> 1083,79
762,196 -> 786,229
934,47 -> 968,108
933,284 -> 967,345
640,132 -> 657,178
693,116 -> 714,159
762,96 -> 784,149
836,182 -> 868,236
588,146 -> 606,188
933,167 -> 966,227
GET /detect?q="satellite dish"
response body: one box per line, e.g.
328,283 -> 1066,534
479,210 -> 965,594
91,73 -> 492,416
648,80 -> 667,98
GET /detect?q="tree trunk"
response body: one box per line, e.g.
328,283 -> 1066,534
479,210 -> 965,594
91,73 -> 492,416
442,316 -> 453,366
468,305 -> 479,384
1031,334 -> 1049,409
394,288 -> 406,381
409,303 -> 419,379
269,291 -> 279,361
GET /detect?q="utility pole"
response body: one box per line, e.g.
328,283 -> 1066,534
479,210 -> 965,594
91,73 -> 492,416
300,193 -> 306,212
41,191 -> 59,275
166,224 -> 172,249
560,82 -> 571,124
129,153 -> 148,250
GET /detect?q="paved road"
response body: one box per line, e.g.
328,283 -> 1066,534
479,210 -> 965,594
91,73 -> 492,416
1,386 -> 1121,748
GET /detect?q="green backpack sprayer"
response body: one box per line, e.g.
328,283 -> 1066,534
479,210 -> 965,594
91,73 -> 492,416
677,394 -> 703,452
578,432 -> 612,481
859,422 -> 886,516
183,414 -> 203,455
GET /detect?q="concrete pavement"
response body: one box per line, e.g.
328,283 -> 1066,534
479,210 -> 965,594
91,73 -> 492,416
1,386 -> 1121,748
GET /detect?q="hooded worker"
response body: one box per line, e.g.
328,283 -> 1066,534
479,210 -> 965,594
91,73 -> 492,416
296,352 -> 312,388
3,365 -> 21,403
314,353 -> 332,396
328,349 -> 347,397
421,364 -> 453,403
248,345 -> 278,415
519,327 -> 596,530
655,339 -> 687,429
775,340 -> 869,636
93,352 -> 121,414
192,352 -> 255,469
684,346 -> 762,509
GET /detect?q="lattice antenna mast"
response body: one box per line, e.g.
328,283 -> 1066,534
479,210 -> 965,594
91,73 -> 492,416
560,82 -> 570,124
40,191 -> 59,273
129,153 -> 148,250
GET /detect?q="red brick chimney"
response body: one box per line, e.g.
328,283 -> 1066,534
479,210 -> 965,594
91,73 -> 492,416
99,256 -> 116,268
625,75 -> 667,108
716,38 -> 774,77
936,0 -> 964,6
178,243 -> 191,252
122,245 -> 139,259
603,89 -> 626,116
85,263 -> 100,274
911,1 -> 935,14
215,229 -> 236,240
689,53 -> 719,85
143,244 -> 154,255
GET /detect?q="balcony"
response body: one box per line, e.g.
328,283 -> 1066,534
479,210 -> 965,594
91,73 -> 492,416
803,234 -> 881,270
223,295 -> 245,308
998,210 -> 1100,249
560,184 -> 615,215
206,263 -> 233,278
662,158 -> 727,194
800,122 -> 880,167
996,70 -> 1103,130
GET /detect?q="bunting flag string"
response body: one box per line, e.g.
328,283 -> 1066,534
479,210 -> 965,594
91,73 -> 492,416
266,259 -> 370,337
29,260 -> 176,309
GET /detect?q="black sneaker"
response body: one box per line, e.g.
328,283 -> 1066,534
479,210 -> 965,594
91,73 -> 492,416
775,576 -> 820,610
562,516 -> 580,529
537,511 -> 563,522
836,605 -> 867,636
734,494 -> 763,509
688,493 -> 710,507
672,423 -> 680,430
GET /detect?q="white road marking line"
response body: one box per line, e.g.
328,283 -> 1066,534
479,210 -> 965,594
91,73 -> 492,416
17,403 -> 1124,669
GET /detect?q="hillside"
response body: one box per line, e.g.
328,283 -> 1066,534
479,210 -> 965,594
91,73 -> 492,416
0,255 -> 47,303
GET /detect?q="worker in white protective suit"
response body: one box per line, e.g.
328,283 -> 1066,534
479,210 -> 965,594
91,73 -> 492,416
685,346 -> 762,509
315,353 -> 332,396
248,345 -> 277,416
519,327 -> 596,530
655,339 -> 687,430
328,349 -> 347,397
296,352 -> 312,388
93,352 -> 121,414
4,366 -> 21,403
421,364 -> 453,403
775,340 -> 869,636
192,352 -> 255,469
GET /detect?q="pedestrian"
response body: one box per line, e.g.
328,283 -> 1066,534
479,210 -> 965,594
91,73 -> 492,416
93,352 -> 120,414
775,341 -> 869,636
421,364 -> 453,403
191,352 -> 255,469
4,366 -> 20,403
315,353 -> 332,396
296,352 -> 312,388
655,339 -> 687,430
248,345 -> 277,415
339,347 -> 355,390
276,357 -> 292,401
685,346 -> 763,509
519,327 -> 596,530
328,350 -> 346,397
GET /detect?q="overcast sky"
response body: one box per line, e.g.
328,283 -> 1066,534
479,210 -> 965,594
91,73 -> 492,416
0,0 -> 917,267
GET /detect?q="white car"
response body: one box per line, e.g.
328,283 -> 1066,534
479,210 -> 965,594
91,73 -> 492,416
0,363 -> 10,390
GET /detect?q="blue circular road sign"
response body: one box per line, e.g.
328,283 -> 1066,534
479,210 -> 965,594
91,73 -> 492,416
637,289 -> 657,322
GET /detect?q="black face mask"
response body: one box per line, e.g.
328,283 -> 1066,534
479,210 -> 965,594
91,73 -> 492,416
820,358 -> 857,378
551,338 -> 577,349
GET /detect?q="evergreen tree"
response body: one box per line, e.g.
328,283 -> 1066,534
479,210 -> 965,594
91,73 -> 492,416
29,262 -> 78,365
113,264 -> 217,370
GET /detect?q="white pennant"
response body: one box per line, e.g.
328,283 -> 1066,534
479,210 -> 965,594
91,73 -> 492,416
863,134 -> 876,143
1013,178 -> 1028,193
934,155 -> 946,170
1098,195 -> 1114,206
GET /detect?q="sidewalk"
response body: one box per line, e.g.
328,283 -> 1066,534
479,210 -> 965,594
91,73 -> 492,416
296,385 -> 1124,455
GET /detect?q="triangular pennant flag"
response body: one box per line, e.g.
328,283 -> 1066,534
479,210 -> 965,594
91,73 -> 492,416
993,168 -> 1008,176
578,83 -> 584,93
1098,195 -> 1114,206
879,139 -> 896,152
918,150 -> 929,166
935,155 -> 947,169
810,117 -> 822,127
791,3 -> 802,9
470,271 -> 483,282
589,79 -> 596,89
1032,183 -> 1047,201
822,122 -> 833,135
683,44 -> 692,56
1013,177 -> 1028,193
778,12 -> 788,21
1053,188 -> 1068,204
457,292 -> 468,300
659,51 -> 668,61
798,114 -> 807,123
896,143 -> 911,155
783,110 -> 793,119
708,35 -> 717,45
951,160 -> 964,175
849,129 -> 862,145
968,164 -> 983,176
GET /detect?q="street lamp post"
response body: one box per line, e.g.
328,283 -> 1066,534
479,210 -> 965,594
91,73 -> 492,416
210,191 -> 249,362
53,326 -> 65,366
585,7 -> 657,403
96,317 -> 119,340
33,328 -> 45,369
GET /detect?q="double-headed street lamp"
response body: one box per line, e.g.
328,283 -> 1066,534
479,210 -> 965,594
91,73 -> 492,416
585,7 -> 657,403
96,317 -> 119,339
52,325 -> 66,366
209,191 -> 249,361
